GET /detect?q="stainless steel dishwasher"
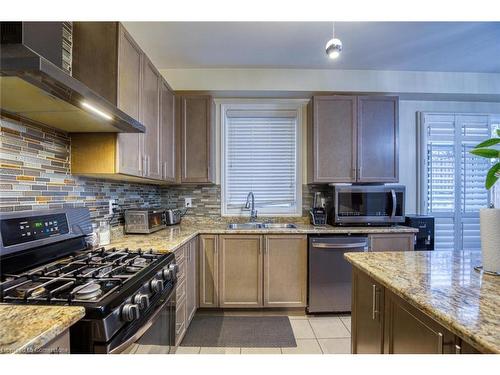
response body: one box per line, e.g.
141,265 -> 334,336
308,236 -> 368,313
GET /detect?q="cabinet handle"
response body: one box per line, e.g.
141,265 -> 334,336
455,344 -> 462,354
372,284 -> 377,320
437,332 -> 444,354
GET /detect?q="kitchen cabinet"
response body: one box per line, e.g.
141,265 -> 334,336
40,329 -> 71,354
368,233 -> 414,252
219,235 -> 263,308
352,267 -> 485,354
179,96 -> 215,184
199,235 -> 219,307
70,22 -> 177,184
186,238 -> 198,323
351,269 -> 384,354
308,95 -> 398,184
263,235 -> 307,307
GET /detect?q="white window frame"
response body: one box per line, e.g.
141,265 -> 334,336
417,111 -> 498,250
219,99 -> 306,217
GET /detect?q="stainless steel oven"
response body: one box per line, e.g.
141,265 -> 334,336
330,184 -> 405,226
108,287 -> 176,354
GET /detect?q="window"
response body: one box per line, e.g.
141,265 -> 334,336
419,113 -> 498,251
220,101 -> 304,216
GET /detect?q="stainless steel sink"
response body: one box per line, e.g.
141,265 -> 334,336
226,223 -> 263,229
261,223 -> 297,229
226,223 -> 297,229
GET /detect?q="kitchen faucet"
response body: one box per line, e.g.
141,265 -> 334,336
244,191 -> 258,222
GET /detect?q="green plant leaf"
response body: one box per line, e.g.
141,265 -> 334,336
485,163 -> 500,190
474,138 -> 500,148
470,148 -> 499,159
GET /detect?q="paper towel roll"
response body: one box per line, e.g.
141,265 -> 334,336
480,208 -> 500,274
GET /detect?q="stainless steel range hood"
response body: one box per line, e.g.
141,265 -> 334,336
0,23 -> 145,133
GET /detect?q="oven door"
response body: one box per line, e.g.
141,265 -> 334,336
108,288 -> 176,354
334,186 -> 405,225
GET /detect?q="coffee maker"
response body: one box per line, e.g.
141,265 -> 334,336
310,192 -> 327,226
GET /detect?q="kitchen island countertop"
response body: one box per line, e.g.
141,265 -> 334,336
0,304 -> 85,354
344,250 -> 500,354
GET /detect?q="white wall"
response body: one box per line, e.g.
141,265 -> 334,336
399,100 -> 500,214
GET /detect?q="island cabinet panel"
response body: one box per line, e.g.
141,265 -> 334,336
218,235 -> 263,308
383,289 -> 455,354
368,233 -> 415,252
308,96 -> 357,183
263,235 -> 307,307
199,235 -> 219,308
351,268 -> 385,354
357,96 -> 399,183
179,96 -> 215,184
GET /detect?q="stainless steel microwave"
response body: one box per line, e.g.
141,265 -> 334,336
329,184 -> 405,226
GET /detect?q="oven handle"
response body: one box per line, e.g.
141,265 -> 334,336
109,290 -> 174,354
391,189 -> 397,218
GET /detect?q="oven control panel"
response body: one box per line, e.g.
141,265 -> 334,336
0,213 -> 69,247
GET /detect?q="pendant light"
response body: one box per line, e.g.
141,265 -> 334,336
325,22 -> 342,59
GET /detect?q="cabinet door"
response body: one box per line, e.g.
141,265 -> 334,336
384,289 -> 455,354
352,268 -> 384,354
357,96 -> 399,182
160,81 -> 176,182
141,58 -> 162,180
199,235 -> 219,307
309,96 -> 357,183
116,25 -> 142,177
186,238 -> 198,323
369,234 -> 414,252
180,96 -> 214,183
219,235 -> 263,308
263,235 -> 307,307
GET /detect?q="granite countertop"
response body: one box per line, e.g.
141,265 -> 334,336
0,304 -> 85,354
344,250 -> 500,354
108,219 -> 418,253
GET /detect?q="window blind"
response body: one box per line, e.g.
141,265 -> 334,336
224,113 -> 298,214
422,113 -> 492,251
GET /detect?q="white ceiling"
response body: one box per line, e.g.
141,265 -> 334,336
123,22 -> 500,73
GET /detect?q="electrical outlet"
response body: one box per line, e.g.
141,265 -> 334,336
184,198 -> 192,208
108,199 -> 115,215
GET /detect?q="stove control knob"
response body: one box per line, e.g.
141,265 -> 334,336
162,263 -> 178,280
121,304 -> 140,322
150,279 -> 164,293
133,293 -> 150,309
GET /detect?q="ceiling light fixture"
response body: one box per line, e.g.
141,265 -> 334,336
325,22 -> 342,59
81,101 -> 113,120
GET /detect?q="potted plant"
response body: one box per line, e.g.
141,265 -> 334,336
470,128 -> 500,274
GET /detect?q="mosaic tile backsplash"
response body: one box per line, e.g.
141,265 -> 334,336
0,116 -> 162,226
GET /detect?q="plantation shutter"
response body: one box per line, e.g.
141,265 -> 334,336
422,113 -> 491,251
224,110 -> 298,214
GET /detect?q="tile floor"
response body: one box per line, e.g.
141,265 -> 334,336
174,313 -> 352,354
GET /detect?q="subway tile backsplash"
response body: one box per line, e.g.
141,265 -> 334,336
1,115 -> 329,227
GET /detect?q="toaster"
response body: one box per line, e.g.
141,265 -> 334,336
124,209 -> 166,234
165,209 -> 182,226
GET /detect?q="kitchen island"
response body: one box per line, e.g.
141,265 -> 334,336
344,250 -> 499,354
0,305 -> 85,354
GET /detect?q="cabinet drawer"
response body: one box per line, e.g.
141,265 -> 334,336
176,278 -> 186,303
174,245 -> 186,263
175,298 -> 187,344
177,259 -> 186,284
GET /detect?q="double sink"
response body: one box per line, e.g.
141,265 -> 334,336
227,223 -> 297,230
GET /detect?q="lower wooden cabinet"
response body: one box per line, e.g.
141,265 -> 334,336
351,268 -> 384,354
369,233 -> 414,252
186,237 -> 198,322
199,235 -> 219,307
198,234 -> 307,309
352,267 -> 484,354
264,235 -> 307,307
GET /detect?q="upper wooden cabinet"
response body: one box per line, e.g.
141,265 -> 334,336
70,22 -> 176,184
308,95 -> 399,184
179,96 -> 215,184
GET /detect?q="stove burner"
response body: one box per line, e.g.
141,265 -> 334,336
132,258 -> 147,266
126,266 -> 142,273
15,281 -> 46,298
90,256 -> 103,262
72,282 -> 102,300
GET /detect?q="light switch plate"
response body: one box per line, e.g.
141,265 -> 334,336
184,198 -> 192,208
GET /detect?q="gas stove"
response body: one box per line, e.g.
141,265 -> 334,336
0,208 -> 178,353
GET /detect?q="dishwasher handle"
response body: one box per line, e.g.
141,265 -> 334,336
311,242 -> 368,249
